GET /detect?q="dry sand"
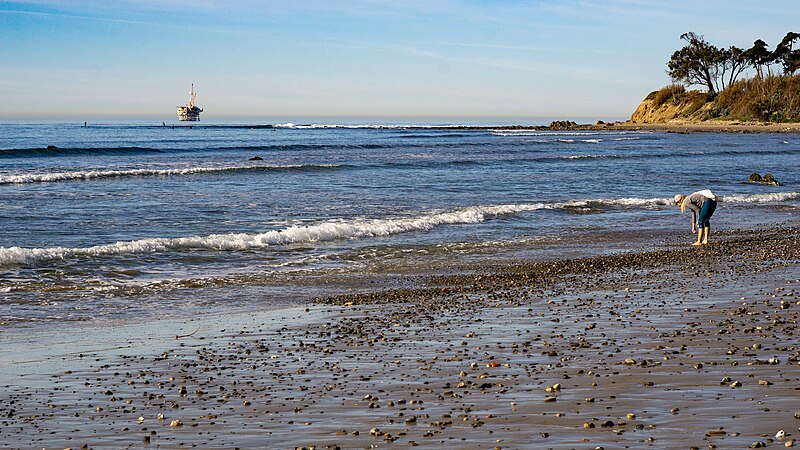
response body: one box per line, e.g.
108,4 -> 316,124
1,227 -> 800,449
604,121 -> 800,134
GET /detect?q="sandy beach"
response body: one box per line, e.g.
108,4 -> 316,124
605,121 -> 800,134
1,226 -> 799,449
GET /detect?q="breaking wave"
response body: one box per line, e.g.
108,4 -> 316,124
0,164 -> 342,184
721,192 -> 800,203
273,123 -> 470,130
490,131 -> 647,137
2,193 -> 797,266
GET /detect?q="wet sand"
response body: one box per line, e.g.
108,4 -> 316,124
1,227 -> 800,449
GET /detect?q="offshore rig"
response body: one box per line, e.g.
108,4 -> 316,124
177,84 -> 203,121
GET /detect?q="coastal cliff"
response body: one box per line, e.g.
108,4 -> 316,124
630,75 -> 800,124
630,89 -> 708,123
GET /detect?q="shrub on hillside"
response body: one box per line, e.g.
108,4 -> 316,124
714,75 -> 800,122
651,84 -> 687,106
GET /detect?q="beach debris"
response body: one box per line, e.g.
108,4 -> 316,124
5,226 -> 800,448
544,383 -> 561,392
777,430 -> 786,439
136,416 -> 145,423
169,419 -> 183,427
175,326 -> 201,339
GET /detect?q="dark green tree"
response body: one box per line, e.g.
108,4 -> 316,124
771,32 -> 800,75
744,39 -> 771,78
667,32 -> 725,95
721,46 -> 748,89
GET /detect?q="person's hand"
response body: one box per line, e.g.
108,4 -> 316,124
691,225 -> 696,233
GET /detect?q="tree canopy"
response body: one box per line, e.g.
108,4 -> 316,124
667,32 -> 800,94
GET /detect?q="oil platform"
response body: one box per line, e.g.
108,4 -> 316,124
177,84 -> 203,121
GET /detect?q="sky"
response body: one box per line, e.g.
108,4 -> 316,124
1,1 -> 799,122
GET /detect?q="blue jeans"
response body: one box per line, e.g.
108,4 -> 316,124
697,199 -> 716,227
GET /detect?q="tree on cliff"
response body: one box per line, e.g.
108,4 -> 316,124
667,33 -> 719,94
667,32 -> 747,95
772,32 -> 800,75
745,39 -> 772,78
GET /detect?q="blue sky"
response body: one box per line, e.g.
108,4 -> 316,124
1,1 -> 798,122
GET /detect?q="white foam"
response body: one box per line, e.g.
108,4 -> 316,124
562,154 -> 608,160
490,130 -> 645,137
0,204 -> 556,266
272,123 -> 461,130
3,193 -> 796,266
591,197 -> 671,207
555,138 -> 602,144
0,164 -> 336,185
721,192 -> 800,203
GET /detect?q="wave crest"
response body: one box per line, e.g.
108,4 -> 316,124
721,192 -> 800,203
2,193 -> 796,266
0,164 -> 341,184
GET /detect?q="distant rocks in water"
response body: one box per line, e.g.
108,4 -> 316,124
46,145 -> 57,149
748,172 -> 781,186
548,120 -> 579,130
249,156 -> 263,161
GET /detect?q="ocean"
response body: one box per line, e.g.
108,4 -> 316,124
1,121 -> 798,327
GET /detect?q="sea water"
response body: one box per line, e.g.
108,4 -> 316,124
1,121 -> 798,326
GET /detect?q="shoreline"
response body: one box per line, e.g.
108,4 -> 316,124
605,121 -> 800,134
19,120 -> 800,133
2,226 -> 800,448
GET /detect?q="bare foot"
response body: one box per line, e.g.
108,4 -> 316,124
691,242 -> 702,246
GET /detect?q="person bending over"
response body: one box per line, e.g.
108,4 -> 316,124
673,189 -> 717,246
